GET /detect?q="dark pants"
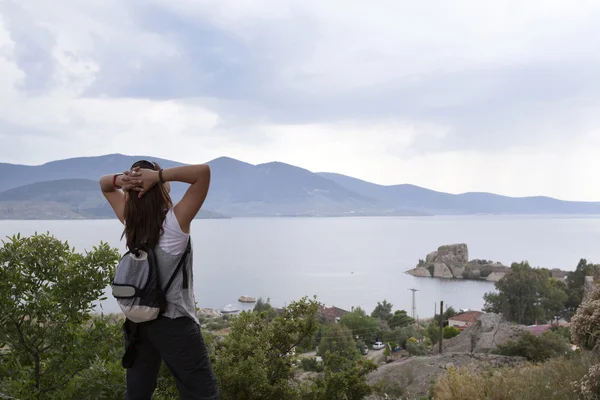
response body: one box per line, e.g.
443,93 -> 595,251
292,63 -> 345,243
125,316 -> 219,400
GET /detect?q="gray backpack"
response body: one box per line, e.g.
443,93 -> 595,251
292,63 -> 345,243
111,239 -> 191,323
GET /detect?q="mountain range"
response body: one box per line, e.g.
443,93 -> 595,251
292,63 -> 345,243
1,153 -> 599,219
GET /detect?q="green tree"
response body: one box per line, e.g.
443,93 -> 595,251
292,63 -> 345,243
426,320 -> 440,346
371,300 -> 394,323
253,297 -> 279,321
565,259 -> 600,317
444,306 -> 457,319
356,340 -> 368,354
0,233 -> 120,399
306,352 -> 378,400
443,326 -> 460,339
542,278 -> 569,321
317,323 -> 358,360
213,296 -> 320,400
383,324 -> 424,349
389,310 -> 414,330
483,262 -> 568,325
339,307 -> 381,342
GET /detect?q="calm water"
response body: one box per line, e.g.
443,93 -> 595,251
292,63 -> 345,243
2,216 -> 600,319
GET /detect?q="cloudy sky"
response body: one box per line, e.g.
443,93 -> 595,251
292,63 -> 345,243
1,0 -> 600,201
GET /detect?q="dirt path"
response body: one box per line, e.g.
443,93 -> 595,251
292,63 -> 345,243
364,349 -> 385,363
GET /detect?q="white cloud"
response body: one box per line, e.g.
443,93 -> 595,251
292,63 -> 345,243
1,0 -> 600,201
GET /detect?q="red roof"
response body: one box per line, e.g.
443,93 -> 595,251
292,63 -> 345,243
448,311 -> 483,324
318,305 -> 348,319
525,325 -> 552,336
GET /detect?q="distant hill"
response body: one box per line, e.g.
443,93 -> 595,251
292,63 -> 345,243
0,153 -> 599,218
0,178 -> 228,220
0,154 -> 186,192
318,172 -> 600,215
202,157 -> 415,216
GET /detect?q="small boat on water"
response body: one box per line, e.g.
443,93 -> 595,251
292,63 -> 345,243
220,304 -> 240,314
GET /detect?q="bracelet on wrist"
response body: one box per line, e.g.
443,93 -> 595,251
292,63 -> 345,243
113,174 -> 123,189
159,169 -> 165,184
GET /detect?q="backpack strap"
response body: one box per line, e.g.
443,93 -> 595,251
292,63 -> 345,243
162,238 -> 192,293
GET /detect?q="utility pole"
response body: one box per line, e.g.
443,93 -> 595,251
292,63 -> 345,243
439,301 -> 444,354
408,288 -> 418,321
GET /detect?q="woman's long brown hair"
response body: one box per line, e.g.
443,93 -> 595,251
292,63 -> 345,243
122,160 -> 173,250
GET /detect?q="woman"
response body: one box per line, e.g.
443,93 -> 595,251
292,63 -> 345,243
100,160 -> 219,400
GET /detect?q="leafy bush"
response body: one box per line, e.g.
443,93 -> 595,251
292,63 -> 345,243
571,283 -> 600,351
383,325 -> 424,349
443,326 -> 461,339
372,375 -> 414,399
300,357 -> 324,373
551,325 -> 571,343
573,362 -> 600,400
356,340 -> 368,354
493,330 -> 571,362
206,320 -> 229,331
406,341 -> 428,356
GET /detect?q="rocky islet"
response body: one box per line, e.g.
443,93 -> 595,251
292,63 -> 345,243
407,243 -> 512,281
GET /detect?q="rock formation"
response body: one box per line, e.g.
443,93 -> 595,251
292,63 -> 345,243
366,352 -> 526,400
198,308 -> 222,318
406,243 -> 511,281
432,313 -> 526,354
410,267 -> 432,277
433,262 -> 454,279
436,243 -> 468,267
486,272 -> 506,282
425,251 -> 438,263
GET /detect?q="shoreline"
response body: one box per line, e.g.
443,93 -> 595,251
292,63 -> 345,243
4,213 -> 600,221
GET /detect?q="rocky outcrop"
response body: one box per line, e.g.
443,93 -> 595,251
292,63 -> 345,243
408,267 -> 432,277
406,244 -> 518,281
198,308 -> 222,318
433,262 -> 454,279
425,251 -> 438,263
238,296 -> 257,303
486,272 -> 506,282
432,313 -> 526,354
448,264 -> 465,279
366,353 -> 526,400
436,243 -> 468,267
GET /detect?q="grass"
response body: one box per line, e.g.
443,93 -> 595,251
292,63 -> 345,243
432,352 -> 595,400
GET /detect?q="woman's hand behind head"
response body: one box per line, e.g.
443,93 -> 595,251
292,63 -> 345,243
135,168 -> 160,198
120,169 -> 144,201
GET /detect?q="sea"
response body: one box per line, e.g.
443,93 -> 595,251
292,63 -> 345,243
2,215 -> 600,320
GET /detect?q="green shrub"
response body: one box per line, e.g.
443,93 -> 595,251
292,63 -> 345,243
494,330 -> 571,362
443,326 -> 461,339
300,357 -> 324,372
406,341 -> 428,356
479,265 -> 494,278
